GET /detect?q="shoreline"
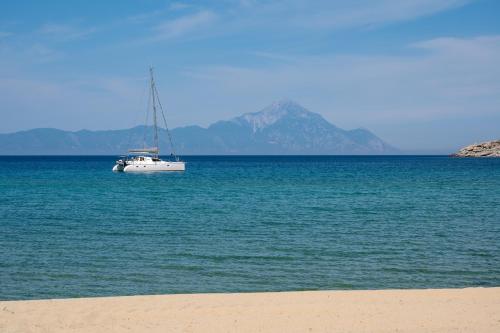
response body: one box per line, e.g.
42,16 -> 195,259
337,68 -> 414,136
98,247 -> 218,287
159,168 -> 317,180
2,287 -> 499,332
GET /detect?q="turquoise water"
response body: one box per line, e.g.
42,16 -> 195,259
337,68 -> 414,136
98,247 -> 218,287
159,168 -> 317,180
0,156 -> 499,300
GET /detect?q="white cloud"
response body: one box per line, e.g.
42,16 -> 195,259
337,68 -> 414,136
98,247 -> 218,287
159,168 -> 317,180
169,2 -> 192,11
0,31 -> 13,39
131,0 -> 475,45
26,43 -> 64,63
303,0 -> 473,29
412,35 -> 500,55
223,0 -> 475,31
152,10 -> 217,40
127,1 -> 474,45
125,3 -> 192,23
38,23 -> 96,41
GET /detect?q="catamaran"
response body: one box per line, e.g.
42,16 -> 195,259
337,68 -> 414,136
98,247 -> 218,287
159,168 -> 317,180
113,67 -> 185,172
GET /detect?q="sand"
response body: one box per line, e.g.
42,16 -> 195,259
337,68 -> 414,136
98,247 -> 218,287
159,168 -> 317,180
1,288 -> 499,332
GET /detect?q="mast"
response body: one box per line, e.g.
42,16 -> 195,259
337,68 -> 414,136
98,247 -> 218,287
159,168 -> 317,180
150,66 -> 159,157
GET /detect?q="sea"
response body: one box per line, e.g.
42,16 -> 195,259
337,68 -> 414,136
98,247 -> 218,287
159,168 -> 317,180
1,155 -> 499,300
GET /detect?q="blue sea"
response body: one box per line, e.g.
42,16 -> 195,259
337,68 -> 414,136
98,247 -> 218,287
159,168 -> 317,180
1,156 -> 499,300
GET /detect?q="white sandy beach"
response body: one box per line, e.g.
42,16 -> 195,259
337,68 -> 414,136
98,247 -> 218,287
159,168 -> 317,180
1,287 -> 499,333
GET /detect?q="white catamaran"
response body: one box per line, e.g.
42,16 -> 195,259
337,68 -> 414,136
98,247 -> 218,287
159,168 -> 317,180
113,68 -> 185,172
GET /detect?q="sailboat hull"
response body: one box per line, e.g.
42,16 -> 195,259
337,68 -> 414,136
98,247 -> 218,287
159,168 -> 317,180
114,161 -> 185,172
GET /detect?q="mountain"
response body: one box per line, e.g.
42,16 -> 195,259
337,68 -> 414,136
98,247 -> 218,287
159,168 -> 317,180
0,100 -> 397,155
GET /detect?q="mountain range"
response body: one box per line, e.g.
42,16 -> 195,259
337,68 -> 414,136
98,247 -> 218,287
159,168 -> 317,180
0,101 -> 397,155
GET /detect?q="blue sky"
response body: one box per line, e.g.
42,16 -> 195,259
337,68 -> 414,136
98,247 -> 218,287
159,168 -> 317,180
1,0 -> 499,152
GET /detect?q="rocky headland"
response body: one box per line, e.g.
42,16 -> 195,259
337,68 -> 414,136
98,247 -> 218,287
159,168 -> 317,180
452,140 -> 500,157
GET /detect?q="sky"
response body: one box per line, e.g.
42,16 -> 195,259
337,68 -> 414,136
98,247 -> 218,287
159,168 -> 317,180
0,0 -> 499,152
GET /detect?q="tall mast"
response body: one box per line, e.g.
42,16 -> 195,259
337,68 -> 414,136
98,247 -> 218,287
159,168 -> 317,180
150,66 -> 159,157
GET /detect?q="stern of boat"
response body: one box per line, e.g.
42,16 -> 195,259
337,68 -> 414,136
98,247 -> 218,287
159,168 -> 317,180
112,159 -> 126,172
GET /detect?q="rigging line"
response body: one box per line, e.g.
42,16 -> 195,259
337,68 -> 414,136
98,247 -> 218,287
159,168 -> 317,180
150,70 -> 159,154
153,83 -> 178,160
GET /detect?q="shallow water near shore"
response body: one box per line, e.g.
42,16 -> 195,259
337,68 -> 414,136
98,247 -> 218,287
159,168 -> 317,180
1,155 -> 499,300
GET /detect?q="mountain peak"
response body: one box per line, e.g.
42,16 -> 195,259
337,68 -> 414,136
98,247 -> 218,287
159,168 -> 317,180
233,100 -> 316,133
269,98 -> 303,109
263,99 -> 311,116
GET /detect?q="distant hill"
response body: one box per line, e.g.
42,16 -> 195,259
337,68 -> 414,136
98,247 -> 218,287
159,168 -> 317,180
0,101 -> 398,155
